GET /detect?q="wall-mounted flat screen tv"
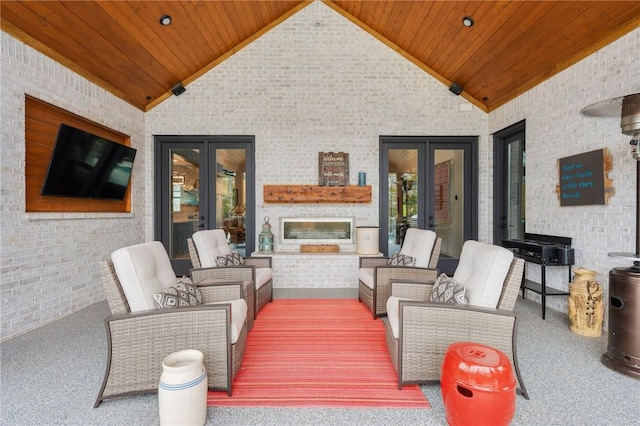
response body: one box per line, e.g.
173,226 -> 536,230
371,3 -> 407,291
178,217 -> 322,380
41,124 -> 136,201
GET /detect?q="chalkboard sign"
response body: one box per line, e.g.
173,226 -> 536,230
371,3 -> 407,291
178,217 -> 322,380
559,149 -> 605,206
318,152 -> 349,186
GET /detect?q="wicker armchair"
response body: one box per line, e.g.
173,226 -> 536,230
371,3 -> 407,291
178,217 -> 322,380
188,229 -> 273,320
384,241 -> 529,399
358,228 -> 442,318
94,242 -> 248,407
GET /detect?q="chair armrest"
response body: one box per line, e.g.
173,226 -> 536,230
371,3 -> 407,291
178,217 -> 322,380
397,301 -> 528,399
190,265 -> 255,283
390,279 -> 436,301
95,304 -> 236,407
359,257 -> 389,268
374,266 -> 439,288
196,280 -> 244,303
428,237 -> 442,268
244,256 -> 272,268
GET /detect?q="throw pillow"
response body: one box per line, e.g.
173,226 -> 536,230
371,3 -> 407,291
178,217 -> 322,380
153,277 -> 203,309
387,252 -> 417,266
216,252 -> 245,266
430,273 -> 469,305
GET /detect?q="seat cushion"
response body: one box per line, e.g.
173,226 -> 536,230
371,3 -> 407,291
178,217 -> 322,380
192,229 -> 232,268
358,268 -> 374,290
111,241 -> 177,312
228,298 -> 248,344
386,296 -> 411,339
255,267 -> 273,289
452,240 -> 514,308
400,229 -> 437,267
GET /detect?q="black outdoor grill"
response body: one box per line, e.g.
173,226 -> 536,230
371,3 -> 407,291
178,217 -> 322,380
502,233 -> 574,319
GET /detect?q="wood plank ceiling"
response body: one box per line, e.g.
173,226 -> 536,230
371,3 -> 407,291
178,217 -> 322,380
2,1 -> 639,112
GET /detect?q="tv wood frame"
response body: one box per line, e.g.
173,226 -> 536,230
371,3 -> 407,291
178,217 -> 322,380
25,96 -> 133,213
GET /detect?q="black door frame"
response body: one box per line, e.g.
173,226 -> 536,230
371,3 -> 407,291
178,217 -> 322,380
154,135 -> 255,275
379,135 -> 478,274
492,120 -> 525,245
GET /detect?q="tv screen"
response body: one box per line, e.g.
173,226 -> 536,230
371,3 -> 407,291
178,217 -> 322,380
41,124 -> 136,201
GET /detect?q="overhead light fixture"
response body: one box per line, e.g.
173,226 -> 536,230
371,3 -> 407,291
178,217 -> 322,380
159,15 -> 172,26
171,82 -> 186,96
462,16 -> 474,27
449,83 -> 463,96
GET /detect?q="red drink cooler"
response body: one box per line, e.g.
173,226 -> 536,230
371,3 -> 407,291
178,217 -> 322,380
441,342 -> 516,426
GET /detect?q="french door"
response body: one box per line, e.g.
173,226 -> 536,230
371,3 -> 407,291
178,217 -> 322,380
154,136 -> 255,275
380,136 -> 477,274
493,120 -> 525,244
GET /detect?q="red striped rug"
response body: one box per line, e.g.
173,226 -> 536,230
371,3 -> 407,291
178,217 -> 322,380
207,299 -> 430,408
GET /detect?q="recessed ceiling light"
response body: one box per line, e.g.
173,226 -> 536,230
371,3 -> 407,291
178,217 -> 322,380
159,15 -> 172,26
462,16 -> 474,27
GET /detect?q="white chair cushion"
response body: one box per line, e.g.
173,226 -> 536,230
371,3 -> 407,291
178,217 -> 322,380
255,267 -> 273,289
386,296 -> 411,339
192,229 -> 232,268
453,240 -> 514,308
357,268 -> 374,290
227,298 -> 247,344
111,241 -> 177,312
400,229 -> 437,267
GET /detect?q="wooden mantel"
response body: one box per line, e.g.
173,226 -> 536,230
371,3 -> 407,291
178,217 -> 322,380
264,185 -> 371,204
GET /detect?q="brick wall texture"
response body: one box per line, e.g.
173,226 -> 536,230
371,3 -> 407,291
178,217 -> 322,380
1,1 -> 638,339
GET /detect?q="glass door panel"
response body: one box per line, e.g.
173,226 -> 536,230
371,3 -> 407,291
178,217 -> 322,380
506,139 -> 525,240
215,148 -> 247,256
168,149 -> 202,261
493,121 -> 525,245
433,149 -> 465,258
387,148 -> 419,254
156,136 -> 254,276
382,136 -> 477,274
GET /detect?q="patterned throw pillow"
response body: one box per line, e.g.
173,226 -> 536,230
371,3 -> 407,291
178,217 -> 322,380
387,252 -> 417,266
216,252 -> 245,266
153,277 -> 203,309
430,273 -> 469,305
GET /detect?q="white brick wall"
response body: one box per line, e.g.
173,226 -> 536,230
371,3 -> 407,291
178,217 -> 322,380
0,32 -> 146,341
145,1 -> 489,249
489,29 -> 640,315
266,252 -> 363,290
2,0 -> 637,339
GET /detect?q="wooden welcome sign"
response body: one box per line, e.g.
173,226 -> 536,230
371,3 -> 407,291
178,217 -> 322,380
318,152 -> 349,186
